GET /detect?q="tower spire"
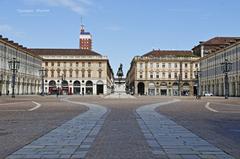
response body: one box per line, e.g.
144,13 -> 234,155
80,16 -> 85,33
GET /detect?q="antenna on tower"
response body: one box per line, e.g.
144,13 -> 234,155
80,16 -> 85,33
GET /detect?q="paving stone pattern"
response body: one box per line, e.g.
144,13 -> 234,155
6,99 -> 108,159
136,99 -> 235,159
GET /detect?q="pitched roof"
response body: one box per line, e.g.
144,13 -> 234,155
202,37 -> 240,45
143,50 -> 193,57
30,49 -> 101,56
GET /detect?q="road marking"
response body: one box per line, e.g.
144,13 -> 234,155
205,102 -> 219,112
28,101 -> 41,111
7,97 -> 108,159
211,102 -> 240,107
0,102 -> 27,106
136,99 -> 235,158
0,110 -> 26,112
205,102 -> 240,113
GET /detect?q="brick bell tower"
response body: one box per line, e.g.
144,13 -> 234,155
79,24 -> 92,50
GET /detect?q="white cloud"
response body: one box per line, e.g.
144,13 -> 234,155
23,0 -> 92,15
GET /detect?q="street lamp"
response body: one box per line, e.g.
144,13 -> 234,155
177,74 -> 181,96
59,74 -> 66,95
194,69 -> 201,99
221,58 -> 232,99
0,74 -> 3,96
8,58 -> 20,98
39,67 -> 46,96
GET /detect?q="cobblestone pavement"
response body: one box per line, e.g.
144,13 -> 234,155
156,98 -> 240,158
85,98 -> 162,159
2,96 -> 240,159
136,99 -> 235,159
0,96 -> 88,158
6,97 -> 108,159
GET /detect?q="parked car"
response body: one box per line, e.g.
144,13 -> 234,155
203,92 -> 213,96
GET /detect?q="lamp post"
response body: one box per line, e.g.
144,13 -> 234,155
195,69 -> 201,99
0,74 -> 3,96
178,74 -> 181,96
8,58 -> 20,98
39,67 -> 46,96
60,74 -> 65,95
221,58 -> 232,99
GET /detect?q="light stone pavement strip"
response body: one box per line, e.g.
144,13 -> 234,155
6,98 -> 109,159
136,99 -> 235,159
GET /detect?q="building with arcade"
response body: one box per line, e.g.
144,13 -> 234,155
126,50 -> 199,96
31,25 -> 114,95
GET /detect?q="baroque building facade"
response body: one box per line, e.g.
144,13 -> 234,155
31,25 -> 114,96
31,49 -> 114,95
0,35 -> 42,95
197,38 -> 240,96
126,50 -> 199,96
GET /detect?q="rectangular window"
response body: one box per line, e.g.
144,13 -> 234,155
76,62 -> 79,67
150,74 -> 153,78
70,62 -> 72,67
82,62 -> 85,67
57,62 -> 60,67
70,71 -> 72,77
168,72 -> 171,78
162,63 -> 165,68
99,62 -> 102,67
64,62 -> 66,67
185,72 -> 188,79
185,63 -> 188,68
51,62 -> 54,66
162,72 -> 165,78
156,63 -> 159,68
174,63 -> 177,68
45,70 -> 48,77
45,62 -> 48,67
195,63 -> 198,68
88,62 -> 91,67
99,71 -> 102,78
156,74 -> 159,78
174,72 -> 178,78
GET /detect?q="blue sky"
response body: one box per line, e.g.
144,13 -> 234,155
1,0 -> 240,75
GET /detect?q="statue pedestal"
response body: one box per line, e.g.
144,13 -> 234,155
104,78 -> 135,99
